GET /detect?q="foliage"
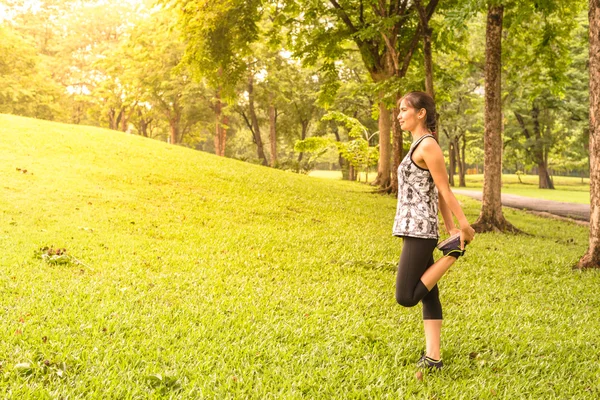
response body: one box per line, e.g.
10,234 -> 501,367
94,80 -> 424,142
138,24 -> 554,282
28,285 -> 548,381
0,0 -> 594,179
0,24 -> 63,119
501,1 -> 588,177
295,111 -> 379,174
169,0 -> 262,99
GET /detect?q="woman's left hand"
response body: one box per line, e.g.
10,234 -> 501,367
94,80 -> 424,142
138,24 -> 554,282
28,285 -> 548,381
460,225 -> 475,250
449,228 -> 460,236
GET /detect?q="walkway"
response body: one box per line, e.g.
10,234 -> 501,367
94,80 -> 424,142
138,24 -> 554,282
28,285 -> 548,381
453,189 -> 590,222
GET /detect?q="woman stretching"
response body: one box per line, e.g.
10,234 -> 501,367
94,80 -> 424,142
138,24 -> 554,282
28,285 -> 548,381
393,91 -> 475,370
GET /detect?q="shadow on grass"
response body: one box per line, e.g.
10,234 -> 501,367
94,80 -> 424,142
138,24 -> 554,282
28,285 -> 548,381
331,259 -> 398,273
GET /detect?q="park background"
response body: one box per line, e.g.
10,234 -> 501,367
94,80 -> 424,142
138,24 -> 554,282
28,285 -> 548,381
1,0 -> 600,398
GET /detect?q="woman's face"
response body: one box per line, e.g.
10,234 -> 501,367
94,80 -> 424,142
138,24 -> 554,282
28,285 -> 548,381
398,99 -> 425,132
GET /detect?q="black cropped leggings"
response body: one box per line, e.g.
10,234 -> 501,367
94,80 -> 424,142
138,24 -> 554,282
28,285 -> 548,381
395,236 -> 442,320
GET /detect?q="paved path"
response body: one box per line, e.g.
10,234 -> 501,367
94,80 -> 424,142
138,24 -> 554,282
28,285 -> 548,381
453,189 -> 590,222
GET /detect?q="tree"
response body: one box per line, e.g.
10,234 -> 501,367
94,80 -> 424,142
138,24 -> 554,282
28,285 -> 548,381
435,14 -> 485,187
125,11 -> 211,145
502,2 -> 583,189
170,0 -> 262,156
471,4 -> 519,233
239,71 -> 270,166
0,24 -> 63,119
577,0 -> 600,269
295,111 -> 379,179
325,111 -> 379,181
282,0 -> 439,190
329,51 -> 378,179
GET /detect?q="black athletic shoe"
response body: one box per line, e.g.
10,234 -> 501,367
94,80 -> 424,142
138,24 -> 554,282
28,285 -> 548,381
436,233 -> 466,258
416,354 -> 443,370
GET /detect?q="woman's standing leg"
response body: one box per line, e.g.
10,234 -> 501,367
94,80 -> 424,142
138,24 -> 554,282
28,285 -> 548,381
421,253 -> 443,360
423,320 -> 442,360
397,239 -> 445,362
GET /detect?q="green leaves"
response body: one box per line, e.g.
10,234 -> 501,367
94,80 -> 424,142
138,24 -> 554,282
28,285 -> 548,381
322,111 -> 369,139
0,24 -> 63,120
294,111 -> 379,172
171,0 -> 263,98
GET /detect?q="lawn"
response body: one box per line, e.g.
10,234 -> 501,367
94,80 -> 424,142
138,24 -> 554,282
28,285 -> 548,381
309,171 -> 591,204
461,174 -> 590,204
1,114 -> 599,398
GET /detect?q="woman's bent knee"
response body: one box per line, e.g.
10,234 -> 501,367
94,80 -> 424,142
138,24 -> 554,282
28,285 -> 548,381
396,292 -> 419,308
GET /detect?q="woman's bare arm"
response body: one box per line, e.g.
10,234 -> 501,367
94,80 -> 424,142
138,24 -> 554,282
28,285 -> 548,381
415,138 -> 475,246
438,192 -> 456,234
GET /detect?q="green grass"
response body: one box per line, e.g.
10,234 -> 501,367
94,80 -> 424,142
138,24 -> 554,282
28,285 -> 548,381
1,113 -> 599,398
309,171 -> 590,204
462,174 -> 590,204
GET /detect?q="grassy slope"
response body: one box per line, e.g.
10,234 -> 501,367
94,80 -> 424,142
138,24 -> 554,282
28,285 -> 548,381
1,113 -> 599,398
309,171 -> 591,204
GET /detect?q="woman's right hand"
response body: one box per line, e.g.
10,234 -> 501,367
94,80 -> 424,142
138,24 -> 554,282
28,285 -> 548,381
460,225 -> 475,250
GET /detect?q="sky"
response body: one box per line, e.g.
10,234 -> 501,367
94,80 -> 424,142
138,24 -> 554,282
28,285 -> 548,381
0,1 -> 39,22
0,0 -> 146,22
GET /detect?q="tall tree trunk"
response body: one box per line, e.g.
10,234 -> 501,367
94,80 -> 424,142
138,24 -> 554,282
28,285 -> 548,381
349,164 -> 356,182
577,0 -> 600,269
248,74 -> 268,166
297,120 -> 309,163
452,138 -> 459,176
391,93 -> 403,195
472,5 -> 519,233
443,128 -> 456,186
417,1 -> 435,99
108,108 -> 116,130
459,133 -> 467,187
538,163 -> 554,189
449,139 -> 456,187
214,91 -> 224,156
269,99 -> 277,167
333,125 -> 350,180
120,109 -> 128,132
169,120 -> 179,145
532,105 -> 555,189
139,120 -> 148,137
374,96 -> 392,188
219,115 -> 228,156
115,109 -> 123,131
137,109 -> 151,137
515,106 -> 556,189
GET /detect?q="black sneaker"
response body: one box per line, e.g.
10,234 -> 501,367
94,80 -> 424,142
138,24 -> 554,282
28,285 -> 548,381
416,354 -> 443,370
436,233 -> 466,258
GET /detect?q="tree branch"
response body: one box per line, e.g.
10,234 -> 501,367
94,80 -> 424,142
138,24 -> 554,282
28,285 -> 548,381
378,0 -> 386,15
398,0 -> 438,77
426,0 -> 438,19
381,32 -> 399,73
360,0 -> 364,24
514,111 -> 531,140
239,109 -> 256,139
398,27 -> 421,77
329,0 -> 359,34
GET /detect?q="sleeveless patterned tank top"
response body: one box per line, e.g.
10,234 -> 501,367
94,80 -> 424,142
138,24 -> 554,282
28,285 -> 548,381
392,134 -> 439,239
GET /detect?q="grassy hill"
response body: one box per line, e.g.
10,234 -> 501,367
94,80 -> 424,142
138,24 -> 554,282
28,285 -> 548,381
1,114 -> 599,398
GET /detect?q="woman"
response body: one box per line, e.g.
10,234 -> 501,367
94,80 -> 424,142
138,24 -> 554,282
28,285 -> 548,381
393,91 -> 475,370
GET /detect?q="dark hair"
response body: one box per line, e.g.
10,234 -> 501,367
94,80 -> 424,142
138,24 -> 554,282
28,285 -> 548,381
400,91 -> 437,139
